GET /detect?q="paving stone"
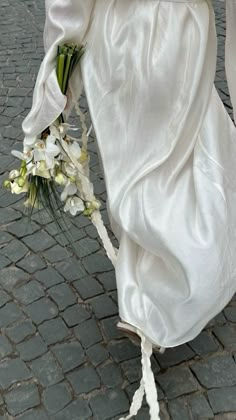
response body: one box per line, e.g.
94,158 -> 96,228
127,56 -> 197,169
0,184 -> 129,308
85,224 -> 98,239
155,344 -> 195,368
98,362 -> 123,388
101,316 -> 123,341
75,237 -> 100,257
0,301 -> 23,328
73,276 -> 103,299
0,358 -> 31,389
52,342 -> 85,373
0,289 -> 11,308
74,318 -> 102,348
38,318 -> 69,345
16,334 -> 47,361
97,271 -> 117,291
191,355 -> 236,388
8,87 -> 30,97
107,339 -> 140,363
65,227 -> 86,243
168,398 -> 195,420
13,280 -> 44,305
7,219 -> 39,238
43,382 -> 72,414
17,254 -> 46,273
72,215 -> 91,228
121,357 -> 142,383
110,290 -> 118,304
43,244 -> 71,263
224,306 -> 236,322
1,238 -> 28,262
6,319 -> 36,344
62,304 -> 90,327
55,227 -> 86,245
5,383 -> 40,416
207,311 -> 226,327
89,294 -> 117,319
56,257 -> 86,281
30,352 -> 63,387
131,407 -> 150,420
186,393 -> 214,419
22,230 -> 56,252
16,408 -> 49,420
3,106 -> 22,118
86,343 -> 109,366
0,207 -> 21,224
0,191 -> 22,208
83,253 -> 113,274
157,366 -> 199,399
90,389 -> 130,420
35,266 -> 64,288
0,334 -> 12,358
24,297 -> 58,325
0,254 -> 10,269
189,331 -> 219,355
48,283 -> 77,311
67,365 -> 100,394
0,231 -> 13,245
44,221 -> 63,236
51,399 -> 92,420
208,386 -> 236,413
213,324 -> 236,348
0,267 -> 29,291
31,210 -> 53,225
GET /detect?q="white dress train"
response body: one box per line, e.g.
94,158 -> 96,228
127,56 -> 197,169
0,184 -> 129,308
22,0 -> 236,416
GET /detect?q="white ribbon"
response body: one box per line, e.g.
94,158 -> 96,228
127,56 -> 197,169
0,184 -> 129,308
118,324 -> 161,420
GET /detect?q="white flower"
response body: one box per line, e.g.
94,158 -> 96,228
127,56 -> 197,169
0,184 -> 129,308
33,135 -> 60,169
50,123 -> 78,140
24,134 -> 37,147
9,169 -> 20,180
11,149 -> 33,162
32,161 -> 51,179
64,196 -> 85,216
55,173 -> 67,185
68,141 -> 81,160
10,180 -> 28,195
64,162 -> 77,177
61,181 -> 77,201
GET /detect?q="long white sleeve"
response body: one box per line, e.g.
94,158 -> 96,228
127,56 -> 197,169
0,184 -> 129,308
225,0 -> 236,122
22,0 -> 95,145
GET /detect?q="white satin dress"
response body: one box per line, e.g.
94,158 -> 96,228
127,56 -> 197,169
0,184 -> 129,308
22,0 -> 236,350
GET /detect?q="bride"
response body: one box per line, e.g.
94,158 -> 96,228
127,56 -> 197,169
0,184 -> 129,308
22,0 -> 236,418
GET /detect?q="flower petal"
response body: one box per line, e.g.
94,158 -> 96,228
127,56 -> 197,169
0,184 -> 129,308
68,142 -> 81,160
11,150 -> 25,160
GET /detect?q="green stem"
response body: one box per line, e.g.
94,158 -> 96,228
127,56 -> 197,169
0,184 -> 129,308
57,54 -> 65,92
62,53 -> 73,94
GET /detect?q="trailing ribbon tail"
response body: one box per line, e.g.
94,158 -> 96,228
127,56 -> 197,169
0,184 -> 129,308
118,323 -> 161,420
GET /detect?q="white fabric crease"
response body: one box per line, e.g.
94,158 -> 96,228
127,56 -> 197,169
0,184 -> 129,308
22,0 -> 236,348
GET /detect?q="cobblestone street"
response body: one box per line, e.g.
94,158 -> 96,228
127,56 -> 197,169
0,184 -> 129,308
0,0 -> 235,419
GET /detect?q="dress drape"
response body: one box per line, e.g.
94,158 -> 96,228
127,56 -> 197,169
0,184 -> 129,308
22,0 -> 236,348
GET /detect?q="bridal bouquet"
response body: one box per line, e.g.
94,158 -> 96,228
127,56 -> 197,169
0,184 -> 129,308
4,44 -> 100,219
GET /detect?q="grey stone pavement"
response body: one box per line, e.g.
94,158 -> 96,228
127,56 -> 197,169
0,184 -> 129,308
0,0 -> 235,419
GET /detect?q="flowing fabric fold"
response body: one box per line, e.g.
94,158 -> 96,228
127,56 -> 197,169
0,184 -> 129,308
225,0 -> 236,122
22,0 -> 95,145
